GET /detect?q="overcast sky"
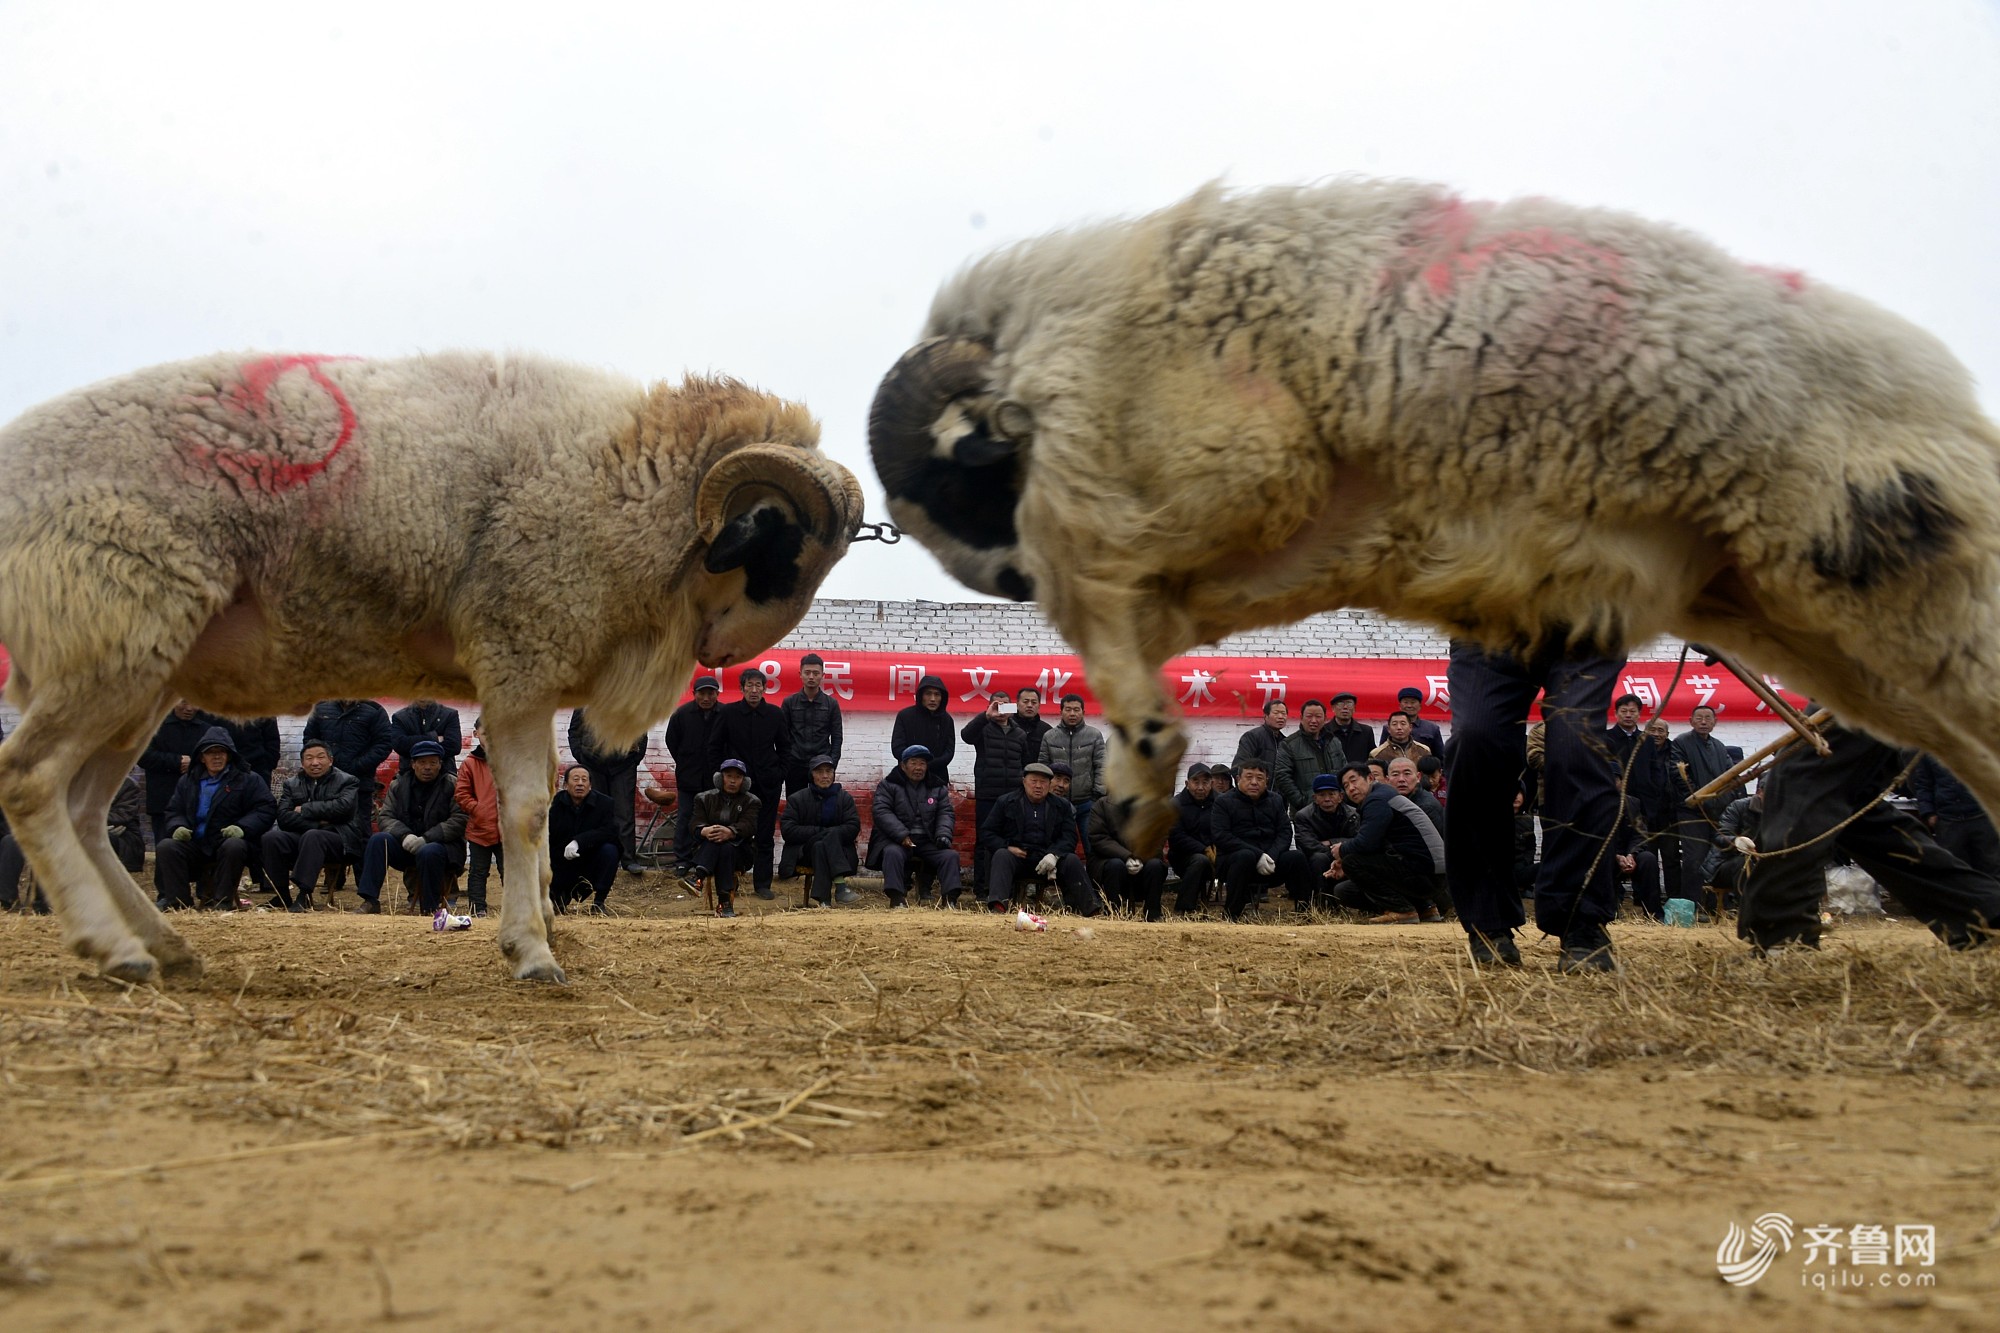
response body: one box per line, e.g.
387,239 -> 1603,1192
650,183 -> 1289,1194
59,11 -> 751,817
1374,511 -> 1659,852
3,1 -> 1996,604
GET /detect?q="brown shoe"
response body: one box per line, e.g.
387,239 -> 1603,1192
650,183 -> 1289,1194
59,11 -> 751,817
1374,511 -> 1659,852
1419,906 -> 1445,923
1367,910 -> 1419,925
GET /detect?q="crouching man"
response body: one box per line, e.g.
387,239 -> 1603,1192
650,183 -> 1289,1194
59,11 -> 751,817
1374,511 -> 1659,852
781,755 -> 861,905
1212,758 -> 1312,921
353,740 -> 467,915
1328,763 -> 1446,924
1088,797 -> 1168,920
263,740 -> 359,912
157,728 -> 277,911
691,758 -> 759,917
1165,763 -> 1218,915
1294,772 -> 1360,907
549,763 -> 622,914
983,762 -> 1098,916
865,745 -> 960,908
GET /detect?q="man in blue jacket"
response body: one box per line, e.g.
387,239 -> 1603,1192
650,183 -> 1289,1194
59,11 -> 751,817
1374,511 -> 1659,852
156,727 -> 278,910
1328,762 -> 1446,925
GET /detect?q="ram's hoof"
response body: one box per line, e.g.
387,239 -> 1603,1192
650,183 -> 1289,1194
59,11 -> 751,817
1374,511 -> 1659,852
102,955 -> 158,986
151,937 -> 204,979
514,958 -> 569,985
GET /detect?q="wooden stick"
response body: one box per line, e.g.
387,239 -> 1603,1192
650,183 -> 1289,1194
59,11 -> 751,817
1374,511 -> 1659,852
1687,709 -> 1834,804
677,1074 -> 837,1147
1689,644 -> 1831,755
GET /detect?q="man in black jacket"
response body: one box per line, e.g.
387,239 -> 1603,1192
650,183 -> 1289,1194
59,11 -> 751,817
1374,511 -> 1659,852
156,727 -> 278,911
961,690 -> 1034,895
220,716 -> 283,790
890,675 -> 956,782
665,676 -> 725,874
1325,692 -> 1376,763
352,740 -> 467,915
1166,763 -> 1218,915
262,740 -> 359,911
1015,686 -> 1053,762
393,700 -> 463,775
1294,772 -> 1361,892
716,669 -> 790,899
692,759 -> 760,916
1232,700 -> 1288,778
140,700 -> 216,846
866,745 -> 960,907
1912,753 -> 2000,878
1089,798 -> 1166,920
1211,758 -> 1312,920
548,763 -> 622,913
983,763 -> 1096,914
780,755 -> 861,905
780,654 -> 844,798
304,699 -> 394,863
1329,763 -> 1446,924
569,706 -> 650,875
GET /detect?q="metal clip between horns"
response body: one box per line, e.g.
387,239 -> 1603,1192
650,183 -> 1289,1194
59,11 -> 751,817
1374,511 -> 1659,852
851,520 -> 902,545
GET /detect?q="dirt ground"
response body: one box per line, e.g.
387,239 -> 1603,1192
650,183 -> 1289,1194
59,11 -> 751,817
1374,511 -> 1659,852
2,872 -> 1997,1332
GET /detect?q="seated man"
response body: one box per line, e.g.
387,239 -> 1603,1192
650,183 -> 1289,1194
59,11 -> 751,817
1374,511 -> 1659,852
1328,763 -> 1445,924
1088,794 -> 1168,921
1294,772 -> 1360,904
549,763 -> 622,914
983,762 -> 1098,915
263,740 -> 360,912
691,758 -> 759,917
866,745 -> 961,908
1615,813 -> 1664,920
352,740 -> 467,916
1212,758 -> 1312,920
1699,790 -> 1762,913
1166,763 -> 1218,915
156,727 -> 278,911
780,754 -> 861,905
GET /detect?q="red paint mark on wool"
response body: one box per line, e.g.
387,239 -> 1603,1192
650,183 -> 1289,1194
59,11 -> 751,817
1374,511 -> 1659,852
179,355 -> 361,494
1747,264 -> 1807,294
1408,199 -> 1626,300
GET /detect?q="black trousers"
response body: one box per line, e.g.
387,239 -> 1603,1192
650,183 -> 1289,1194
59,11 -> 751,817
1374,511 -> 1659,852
1095,856 -> 1168,920
1169,852 -> 1214,914
1444,640 -> 1623,939
0,833 -> 49,911
551,842 -> 621,909
1675,802 -> 1728,902
155,836 -> 253,909
880,841 -> 962,903
792,830 -> 853,901
1621,844 -> 1663,918
1747,722 -> 2000,949
972,796 -> 999,890
595,766 -> 639,862
261,827 -> 346,905
466,840 -> 503,907
989,849 -> 1099,914
749,772 -> 782,892
1935,816 -> 2000,880
673,772 -> 702,868
695,838 -> 745,898
1219,847 -> 1312,920
1333,848 -> 1436,915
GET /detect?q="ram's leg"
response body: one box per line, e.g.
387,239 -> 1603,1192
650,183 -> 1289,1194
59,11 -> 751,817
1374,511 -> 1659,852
484,703 -> 565,983
0,704 -> 161,982
70,734 -> 200,976
1067,616 -> 1187,858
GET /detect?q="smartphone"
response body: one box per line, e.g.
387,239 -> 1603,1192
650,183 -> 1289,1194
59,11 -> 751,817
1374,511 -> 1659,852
997,701 -> 1018,715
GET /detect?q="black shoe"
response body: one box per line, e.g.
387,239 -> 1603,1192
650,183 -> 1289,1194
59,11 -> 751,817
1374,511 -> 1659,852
834,885 -> 859,904
754,886 -> 776,901
886,894 -> 907,909
1467,931 -> 1522,968
715,896 -> 736,919
621,860 -> 646,875
1558,923 -> 1617,973
351,899 -> 381,915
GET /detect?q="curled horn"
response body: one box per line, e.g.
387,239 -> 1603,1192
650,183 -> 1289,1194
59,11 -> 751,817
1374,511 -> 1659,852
695,443 -> 863,551
868,337 -> 1020,491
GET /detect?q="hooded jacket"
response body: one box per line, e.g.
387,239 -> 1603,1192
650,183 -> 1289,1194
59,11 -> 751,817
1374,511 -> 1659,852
163,726 -> 278,852
889,675 -> 955,781
865,765 -> 956,868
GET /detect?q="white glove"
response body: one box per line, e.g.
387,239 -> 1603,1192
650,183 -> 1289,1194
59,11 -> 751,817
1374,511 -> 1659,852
1036,853 -> 1058,876
401,834 -> 424,854
1125,858 -> 1143,874
1257,853 -> 1276,876
564,840 -> 581,860
1733,835 -> 1757,855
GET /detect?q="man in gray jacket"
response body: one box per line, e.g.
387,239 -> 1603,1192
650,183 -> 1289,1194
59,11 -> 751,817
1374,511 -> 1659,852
1039,693 -> 1107,836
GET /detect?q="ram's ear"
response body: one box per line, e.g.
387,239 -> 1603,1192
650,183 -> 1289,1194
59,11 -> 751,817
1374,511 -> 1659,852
695,444 -> 863,602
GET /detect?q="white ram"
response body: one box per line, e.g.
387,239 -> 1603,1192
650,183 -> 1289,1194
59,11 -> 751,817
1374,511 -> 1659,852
0,351 -> 862,983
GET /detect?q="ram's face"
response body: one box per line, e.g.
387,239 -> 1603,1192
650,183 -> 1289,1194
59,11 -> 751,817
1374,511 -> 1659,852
691,444 -> 865,669
867,338 -> 1037,603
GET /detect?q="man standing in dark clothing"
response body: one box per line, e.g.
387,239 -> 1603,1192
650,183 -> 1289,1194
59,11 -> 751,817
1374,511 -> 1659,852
569,707 -> 650,875
982,762 -> 1097,915
1274,699 -> 1339,811
1211,758 -> 1313,920
717,668 -> 790,900
156,728 -> 277,911
392,700 -> 462,774
1396,687 -> 1448,758
962,690 -> 1033,895
1912,754 -> 2000,878
1328,763 -> 1445,923
1325,692 -> 1375,763
140,700 -> 216,846
303,699 -> 393,863
1015,686 -> 1053,761
220,717 -> 283,790
1444,640 -> 1625,971
1233,700 -> 1288,777
1671,705 -> 1740,902
665,676 -> 725,873
1746,718 -> 2000,952
890,675 -> 955,783
780,653 -> 844,799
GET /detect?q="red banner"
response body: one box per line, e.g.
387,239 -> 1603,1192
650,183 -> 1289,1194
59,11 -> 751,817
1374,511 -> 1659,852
710,651 -> 1805,724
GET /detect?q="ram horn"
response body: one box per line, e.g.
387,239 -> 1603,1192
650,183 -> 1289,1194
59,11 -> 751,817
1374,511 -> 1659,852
695,443 -> 862,551
867,337 -> 1017,492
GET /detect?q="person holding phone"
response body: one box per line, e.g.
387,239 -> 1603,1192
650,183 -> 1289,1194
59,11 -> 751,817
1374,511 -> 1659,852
962,689 -> 1033,896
